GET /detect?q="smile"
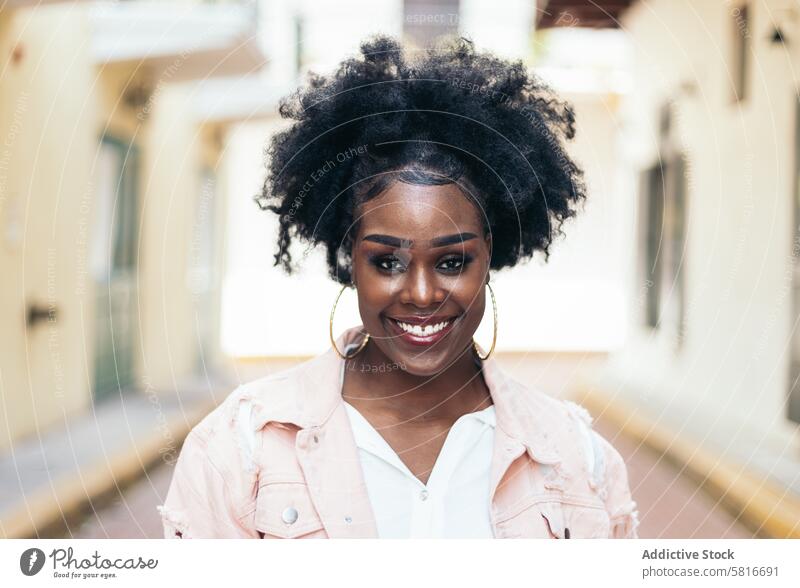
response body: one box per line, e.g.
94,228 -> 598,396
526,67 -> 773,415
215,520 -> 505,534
386,315 -> 459,346
396,320 -> 450,336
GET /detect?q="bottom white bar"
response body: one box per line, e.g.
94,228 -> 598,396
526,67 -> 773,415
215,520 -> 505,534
1,539 -> 798,587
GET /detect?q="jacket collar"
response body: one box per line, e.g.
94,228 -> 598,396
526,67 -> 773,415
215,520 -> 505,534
246,326 -> 562,465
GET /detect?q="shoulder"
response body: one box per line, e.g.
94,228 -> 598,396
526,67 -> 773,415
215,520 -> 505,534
173,385 -> 261,508
188,367 -> 301,462
510,377 -> 625,482
161,361 -> 318,539
196,351 -> 325,432
557,398 -> 640,537
188,351 -> 331,466
506,375 -> 639,536
556,397 -> 629,491
160,384 -> 264,538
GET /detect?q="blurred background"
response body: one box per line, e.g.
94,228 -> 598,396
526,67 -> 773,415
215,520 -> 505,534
0,0 -> 798,539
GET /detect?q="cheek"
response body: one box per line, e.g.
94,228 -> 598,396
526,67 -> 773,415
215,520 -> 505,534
463,290 -> 487,325
447,278 -> 486,318
355,276 -> 395,315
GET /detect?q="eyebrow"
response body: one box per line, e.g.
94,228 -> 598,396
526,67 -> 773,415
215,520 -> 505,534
362,232 -> 478,248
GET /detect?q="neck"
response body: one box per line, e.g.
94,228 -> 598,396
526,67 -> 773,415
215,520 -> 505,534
341,341 -> 493,424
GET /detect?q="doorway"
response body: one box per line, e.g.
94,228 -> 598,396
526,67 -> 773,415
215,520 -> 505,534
90,134 -> 140,402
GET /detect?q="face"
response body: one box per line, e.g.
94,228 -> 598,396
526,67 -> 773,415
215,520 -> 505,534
350,181 -> 492,376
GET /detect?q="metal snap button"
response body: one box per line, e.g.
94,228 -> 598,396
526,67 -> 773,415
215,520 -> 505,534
281,507 -> 299,525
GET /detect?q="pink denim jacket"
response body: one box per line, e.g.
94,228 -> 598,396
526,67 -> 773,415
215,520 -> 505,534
159,327 -> 640,539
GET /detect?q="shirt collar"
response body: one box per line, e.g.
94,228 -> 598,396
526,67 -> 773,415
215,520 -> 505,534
244,326 -> 561,465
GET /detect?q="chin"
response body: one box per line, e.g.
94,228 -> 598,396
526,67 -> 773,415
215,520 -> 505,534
392,346 -> 467,377
399,360 -> 445,378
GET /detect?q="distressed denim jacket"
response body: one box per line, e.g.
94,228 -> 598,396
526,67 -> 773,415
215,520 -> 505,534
159,327 -> 640,539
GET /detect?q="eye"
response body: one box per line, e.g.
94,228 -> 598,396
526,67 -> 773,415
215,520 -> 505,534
437,255 -> 472,273
371,256 -> 406,273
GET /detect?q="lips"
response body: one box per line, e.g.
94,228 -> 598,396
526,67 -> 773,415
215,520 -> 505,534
385,314 -> 460,347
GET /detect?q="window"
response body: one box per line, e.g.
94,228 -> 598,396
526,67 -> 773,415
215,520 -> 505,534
91,134 -> 140,400
640,163 -> 664,329
731,3 -> 749,103
788,96 -> 800,425
90,135 -> 140,279
639,104 -> 689,348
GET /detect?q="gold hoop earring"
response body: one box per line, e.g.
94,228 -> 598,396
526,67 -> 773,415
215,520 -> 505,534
330,284 -> 370,359
473,282 -> 497,361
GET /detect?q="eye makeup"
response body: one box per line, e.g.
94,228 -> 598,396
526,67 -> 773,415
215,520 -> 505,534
367,253 -> 473,274
369,254 -> 405,273
436,254 -> 473,273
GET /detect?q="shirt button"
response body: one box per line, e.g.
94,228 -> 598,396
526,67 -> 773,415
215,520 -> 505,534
281,507 -> 299,525
419,489 -> 429,501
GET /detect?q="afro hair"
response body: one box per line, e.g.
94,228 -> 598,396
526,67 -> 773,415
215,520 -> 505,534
257,35 -> 587,284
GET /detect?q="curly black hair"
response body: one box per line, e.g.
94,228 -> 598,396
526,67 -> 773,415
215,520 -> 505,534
257,35 -> 587,284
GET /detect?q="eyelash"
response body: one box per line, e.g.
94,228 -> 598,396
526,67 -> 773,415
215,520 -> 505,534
370,255 -> 473,274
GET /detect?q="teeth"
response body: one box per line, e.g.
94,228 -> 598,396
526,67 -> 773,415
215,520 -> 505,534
396,320 -> 451,336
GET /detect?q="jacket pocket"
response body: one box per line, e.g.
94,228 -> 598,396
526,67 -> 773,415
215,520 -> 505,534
255,482 -> 327,539
539,501 -> 611,539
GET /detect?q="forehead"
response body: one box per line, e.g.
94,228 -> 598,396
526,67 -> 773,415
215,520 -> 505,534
355,181 -> 483,237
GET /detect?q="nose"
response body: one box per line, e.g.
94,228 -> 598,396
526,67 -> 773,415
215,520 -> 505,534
399,264 -> 445,308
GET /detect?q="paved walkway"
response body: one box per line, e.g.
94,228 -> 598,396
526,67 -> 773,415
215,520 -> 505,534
591,418 -> 752,538
0,375 -> 231,538
69,460 -> 172,539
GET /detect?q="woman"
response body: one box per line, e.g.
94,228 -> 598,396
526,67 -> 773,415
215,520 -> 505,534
159,35 -> 639,539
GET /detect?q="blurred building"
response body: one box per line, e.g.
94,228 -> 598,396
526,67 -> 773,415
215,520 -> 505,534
0,0 -> 267,452
538,0 -> 800,534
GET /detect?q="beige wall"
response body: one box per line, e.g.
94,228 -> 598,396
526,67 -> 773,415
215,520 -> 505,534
601,0 -> 800,451
137,83 -> 227,391
0,4 -> 230,449
0,5 -> 98,451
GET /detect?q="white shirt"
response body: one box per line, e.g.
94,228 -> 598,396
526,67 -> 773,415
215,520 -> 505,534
339,356 -> 497,538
